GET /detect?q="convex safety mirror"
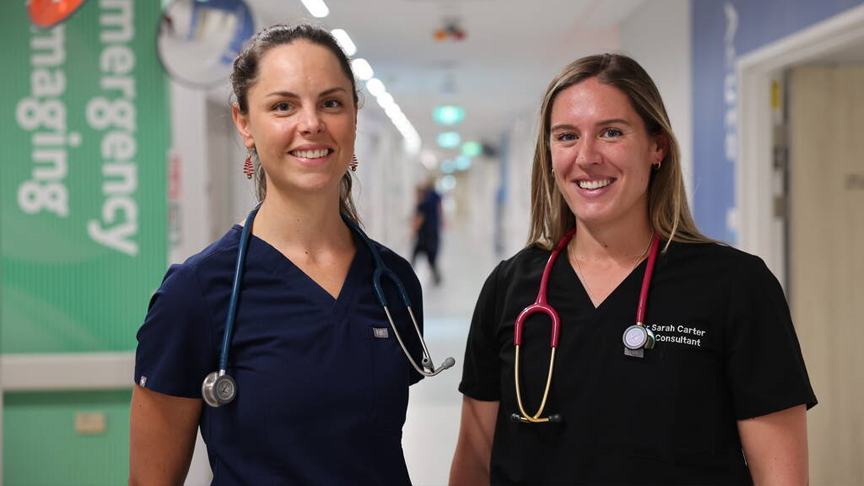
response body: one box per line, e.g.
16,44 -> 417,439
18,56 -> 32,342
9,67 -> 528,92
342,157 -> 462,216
157,0 -> 256,88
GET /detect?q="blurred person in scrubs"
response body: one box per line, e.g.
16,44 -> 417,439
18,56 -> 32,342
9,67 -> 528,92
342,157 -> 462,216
412,179 -> 443,285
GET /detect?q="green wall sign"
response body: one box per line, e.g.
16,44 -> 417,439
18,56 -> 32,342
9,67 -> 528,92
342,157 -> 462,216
1,0 -> 170,353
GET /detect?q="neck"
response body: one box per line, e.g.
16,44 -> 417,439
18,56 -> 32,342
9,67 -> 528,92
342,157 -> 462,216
571,215 -> 653,264
252,186 -> 352,254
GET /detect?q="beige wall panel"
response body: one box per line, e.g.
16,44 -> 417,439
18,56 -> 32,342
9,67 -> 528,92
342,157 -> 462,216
789,65 -> 864,486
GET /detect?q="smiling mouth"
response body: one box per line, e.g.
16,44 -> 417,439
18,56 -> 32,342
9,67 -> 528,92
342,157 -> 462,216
577,179 -> 613,190
290,149 -> 333,159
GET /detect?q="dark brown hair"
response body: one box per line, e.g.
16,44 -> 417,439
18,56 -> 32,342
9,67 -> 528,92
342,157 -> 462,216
231,23 -> 360,223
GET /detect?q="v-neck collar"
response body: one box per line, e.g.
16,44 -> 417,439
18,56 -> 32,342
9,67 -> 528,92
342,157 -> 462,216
557,252 -> 648,313
237,225 -> 371,322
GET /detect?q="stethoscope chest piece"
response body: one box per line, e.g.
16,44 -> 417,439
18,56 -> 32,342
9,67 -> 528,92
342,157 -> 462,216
622,324 -> 655,358
202,371 -> 237,407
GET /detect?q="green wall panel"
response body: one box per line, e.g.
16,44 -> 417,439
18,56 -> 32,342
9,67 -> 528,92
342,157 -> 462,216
3,390 -> 133,486
0,0 -> 170,353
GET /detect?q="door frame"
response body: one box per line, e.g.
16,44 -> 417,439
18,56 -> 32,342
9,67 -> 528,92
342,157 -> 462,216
737,3 -> 864,285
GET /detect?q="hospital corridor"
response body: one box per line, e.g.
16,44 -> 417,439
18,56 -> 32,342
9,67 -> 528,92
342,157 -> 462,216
2,0 -> 864,485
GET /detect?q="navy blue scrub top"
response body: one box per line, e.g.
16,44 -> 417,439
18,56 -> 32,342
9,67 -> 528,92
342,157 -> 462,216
135,224 -> 425,485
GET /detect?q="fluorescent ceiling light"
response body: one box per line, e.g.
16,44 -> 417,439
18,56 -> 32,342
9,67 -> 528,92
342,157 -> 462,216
421,151 -> 438,170
437,132 -> 461,149
440,174 -> 457,191
455,155 -> 472,171
433,105 -> 465,126
365,78 -> 386,97
461,141 -> 482,157
385,105 -> 403,119
376,92 -> 395,110
300,0 -> 329,18
331,29 -> 357,56
351,58 -> 374,81
404,137 -> 421,155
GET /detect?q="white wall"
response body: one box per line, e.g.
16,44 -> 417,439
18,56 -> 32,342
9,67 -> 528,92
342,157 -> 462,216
353,107 -> 421,256
501,114 -> 539,257
169,83 -> 215,265
620,0 -> 693,202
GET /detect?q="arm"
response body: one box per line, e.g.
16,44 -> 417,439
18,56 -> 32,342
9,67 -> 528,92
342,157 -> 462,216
449,396 -> 499,486
738,404 -> 809,486
129,384 -> 202,486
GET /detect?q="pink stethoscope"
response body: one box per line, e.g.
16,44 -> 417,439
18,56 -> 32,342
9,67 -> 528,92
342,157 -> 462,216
511,229 -> 661,424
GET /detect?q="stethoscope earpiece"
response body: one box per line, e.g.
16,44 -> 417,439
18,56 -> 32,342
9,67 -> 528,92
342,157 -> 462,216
202,371 -> 237,407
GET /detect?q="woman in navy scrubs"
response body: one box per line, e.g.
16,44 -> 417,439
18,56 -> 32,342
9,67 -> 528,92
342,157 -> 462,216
130,24 -> 425,485
449,54 -> 816,485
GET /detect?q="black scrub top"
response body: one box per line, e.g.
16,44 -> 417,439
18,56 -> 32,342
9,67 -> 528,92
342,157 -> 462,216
459,241 -> 816,486
135,224 -> 424,485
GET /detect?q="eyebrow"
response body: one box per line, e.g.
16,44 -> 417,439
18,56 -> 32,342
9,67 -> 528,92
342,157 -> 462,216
550,118 -> 633,132
264,87 -> 349,98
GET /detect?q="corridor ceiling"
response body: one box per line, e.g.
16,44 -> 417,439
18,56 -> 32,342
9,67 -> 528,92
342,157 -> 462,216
247,0 -> 648,157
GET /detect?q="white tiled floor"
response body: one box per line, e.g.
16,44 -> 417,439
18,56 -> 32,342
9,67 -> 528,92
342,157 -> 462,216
402,213 -> 499,486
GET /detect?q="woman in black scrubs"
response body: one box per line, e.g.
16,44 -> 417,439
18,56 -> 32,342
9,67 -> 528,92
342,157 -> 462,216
449,54 -> 816,485
129,24 -> 431,485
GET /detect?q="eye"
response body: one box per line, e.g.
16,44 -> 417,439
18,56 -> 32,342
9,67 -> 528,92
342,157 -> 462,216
273,102 -> 292,112
601,127 -> 623,138
553,132 -> 578,142
322,99 -> 343,109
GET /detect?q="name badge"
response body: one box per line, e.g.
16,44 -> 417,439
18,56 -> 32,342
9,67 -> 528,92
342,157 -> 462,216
372,327 -> 389,339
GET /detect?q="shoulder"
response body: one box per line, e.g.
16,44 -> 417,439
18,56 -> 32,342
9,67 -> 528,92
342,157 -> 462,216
664,241 -> 772,277
370,240 -> 413,273
155,226 -> 241,295
181,225 -> 241,270
368,239 -> 420,288
493,244 -> 551,282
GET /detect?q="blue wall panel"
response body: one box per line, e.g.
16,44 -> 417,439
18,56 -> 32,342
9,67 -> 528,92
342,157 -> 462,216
691,0 -> 864,241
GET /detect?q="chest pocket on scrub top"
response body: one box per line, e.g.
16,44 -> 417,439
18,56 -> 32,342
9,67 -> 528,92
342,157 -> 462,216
366,324 -> 410,432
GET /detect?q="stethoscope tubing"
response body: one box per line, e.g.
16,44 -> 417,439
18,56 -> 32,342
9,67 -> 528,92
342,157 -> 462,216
341,214 -> 453,376
636,235 -> 661,326
218,204 -> 260,373
512,230 -> 661,424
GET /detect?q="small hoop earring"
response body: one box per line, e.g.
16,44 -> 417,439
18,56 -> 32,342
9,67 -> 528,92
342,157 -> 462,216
350,153 -> 358,172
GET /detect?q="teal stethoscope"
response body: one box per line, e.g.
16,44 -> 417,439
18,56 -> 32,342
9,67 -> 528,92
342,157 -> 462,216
202,205 -> 455,407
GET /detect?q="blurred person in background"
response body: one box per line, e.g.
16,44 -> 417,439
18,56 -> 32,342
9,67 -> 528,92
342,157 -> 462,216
130,23 -> 428,485
411,178 -> 443,285
449,53 -> 815,486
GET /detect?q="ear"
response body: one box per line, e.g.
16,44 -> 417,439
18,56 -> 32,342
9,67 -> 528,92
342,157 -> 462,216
651,132 -> 668,165
232,102 -> 255,149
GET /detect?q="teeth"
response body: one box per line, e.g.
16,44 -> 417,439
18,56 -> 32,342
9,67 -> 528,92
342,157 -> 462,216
292,149 -> 330,159
578,179 -> 612,190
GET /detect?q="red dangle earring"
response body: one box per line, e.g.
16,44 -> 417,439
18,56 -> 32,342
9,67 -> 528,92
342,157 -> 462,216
350,153 -> 358,172
243,149 -> 255,179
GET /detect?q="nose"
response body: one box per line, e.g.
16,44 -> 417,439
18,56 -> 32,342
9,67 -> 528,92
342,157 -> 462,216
298,106 -> 325,135
575,137 -> 601,167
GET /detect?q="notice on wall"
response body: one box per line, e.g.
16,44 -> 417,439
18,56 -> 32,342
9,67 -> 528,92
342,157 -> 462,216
1,0 -> 169,353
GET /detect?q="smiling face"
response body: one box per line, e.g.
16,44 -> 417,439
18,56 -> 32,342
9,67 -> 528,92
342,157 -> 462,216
232,40 -> 357,198
549,77 -> 665,229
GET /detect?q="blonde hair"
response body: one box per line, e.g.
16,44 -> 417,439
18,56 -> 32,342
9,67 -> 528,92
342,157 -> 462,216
527,53 -> 713,250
